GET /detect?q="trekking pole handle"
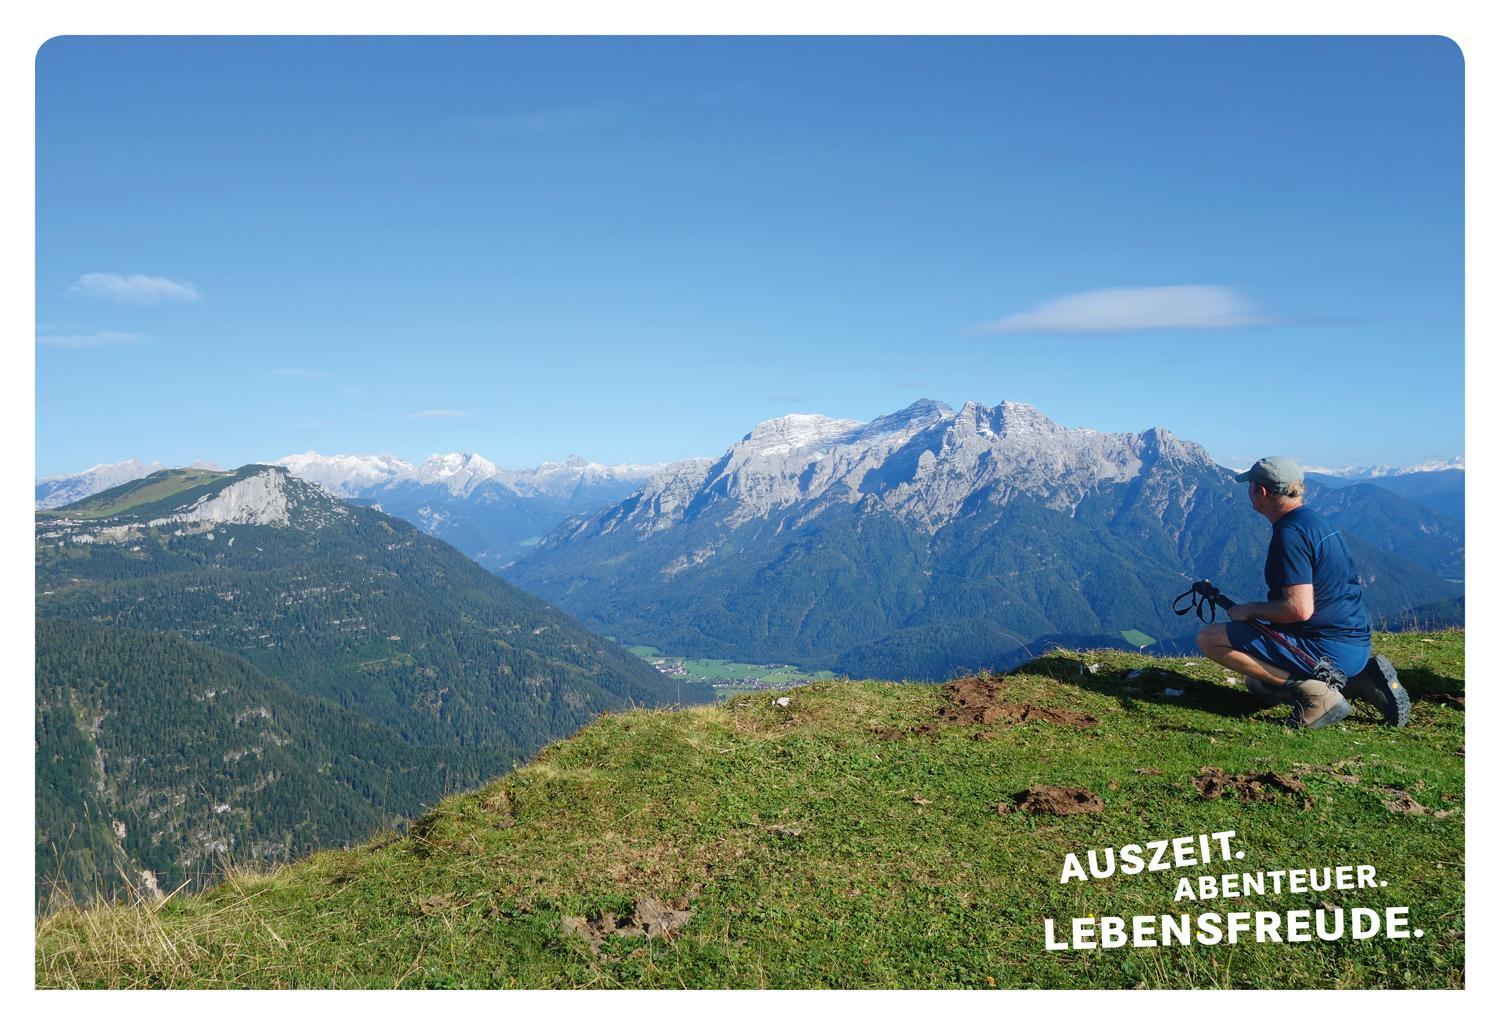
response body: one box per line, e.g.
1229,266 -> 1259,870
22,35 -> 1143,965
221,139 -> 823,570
1191,580 -> 1237,613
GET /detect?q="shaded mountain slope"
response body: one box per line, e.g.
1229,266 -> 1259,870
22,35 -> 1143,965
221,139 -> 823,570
36,620 -> 507,908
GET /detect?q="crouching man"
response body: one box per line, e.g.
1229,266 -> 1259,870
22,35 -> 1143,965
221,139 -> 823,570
1196,456 -> 1411,730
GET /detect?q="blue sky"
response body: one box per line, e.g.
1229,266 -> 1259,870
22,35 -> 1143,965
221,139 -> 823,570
36,36 -> 1464,476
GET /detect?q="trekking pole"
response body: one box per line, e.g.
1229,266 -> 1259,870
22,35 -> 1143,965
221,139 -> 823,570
1172,580 -> 1347,688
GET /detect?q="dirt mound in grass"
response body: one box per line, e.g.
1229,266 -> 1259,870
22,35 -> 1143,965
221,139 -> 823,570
938,675 -> 1100,729
561,896 -> 693,954
1007,785 -> 1105,816
1193,766 -> 1310,807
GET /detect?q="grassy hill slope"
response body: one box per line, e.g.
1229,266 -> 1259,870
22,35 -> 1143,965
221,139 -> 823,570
36,630 -> 1465,989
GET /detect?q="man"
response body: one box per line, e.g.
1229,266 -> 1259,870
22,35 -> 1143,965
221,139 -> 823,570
1196,456 -> 1411,730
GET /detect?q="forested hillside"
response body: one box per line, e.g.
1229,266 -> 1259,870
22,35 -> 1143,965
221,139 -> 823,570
36,466 -> 708,902
36,620 -> 507,908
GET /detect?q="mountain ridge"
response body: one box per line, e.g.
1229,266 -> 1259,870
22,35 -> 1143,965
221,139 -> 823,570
509,399 -> 1463,679
36,463 -> 711,902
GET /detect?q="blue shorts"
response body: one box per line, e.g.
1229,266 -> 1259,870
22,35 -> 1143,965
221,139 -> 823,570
1225,622 -> 1370,679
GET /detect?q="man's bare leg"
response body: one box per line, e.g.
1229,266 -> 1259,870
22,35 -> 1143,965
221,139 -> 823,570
1195,623 -> 1294,686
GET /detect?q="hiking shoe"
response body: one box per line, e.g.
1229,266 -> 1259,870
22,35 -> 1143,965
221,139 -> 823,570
1345,654 -> 1412,727
1283,678 -> 1352,730
1246,678 -> 1294,709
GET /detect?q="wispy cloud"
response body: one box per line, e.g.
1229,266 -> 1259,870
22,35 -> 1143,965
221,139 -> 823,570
451,100 -> 631,138
979,285 -> 1276,334
271,368 -> 331,379
408,409 -> 471,419
37,330 -> 151,349
67,272 -> 201,305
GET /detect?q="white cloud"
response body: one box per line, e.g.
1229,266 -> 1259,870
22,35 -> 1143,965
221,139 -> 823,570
68,272 -> 201,305
980,285 -> 1275,334
408,409 -> 471,419
37,330 -> 150,349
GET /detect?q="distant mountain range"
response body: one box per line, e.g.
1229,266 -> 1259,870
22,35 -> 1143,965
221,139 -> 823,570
505,399 -> 1463,680
38,453 -> 674,571
274,451 -> 677,570
1303,457 -> 1465,479
39,443 -> 1463,572
36,464 -> 708,904
35,458 -> 225,510
1306,465 -> 1465,524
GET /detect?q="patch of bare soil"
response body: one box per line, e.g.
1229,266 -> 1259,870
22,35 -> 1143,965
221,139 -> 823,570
1379,786 -> 1456,818
1193,766 -> 1311,808
1291,758 -> 1364,785
1007,785 -> 1105,816
938,675 -> 1100,729
1417,692 -> 1465,709
561,896 -> 693,954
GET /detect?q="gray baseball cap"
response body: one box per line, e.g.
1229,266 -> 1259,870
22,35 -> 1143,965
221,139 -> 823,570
1235,456 -> 1303,493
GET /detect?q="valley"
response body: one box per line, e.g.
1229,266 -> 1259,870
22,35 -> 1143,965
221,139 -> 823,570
622,644 -> 837,695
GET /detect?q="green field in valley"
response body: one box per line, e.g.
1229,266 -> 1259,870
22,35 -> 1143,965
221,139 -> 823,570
625,645 -> 836,693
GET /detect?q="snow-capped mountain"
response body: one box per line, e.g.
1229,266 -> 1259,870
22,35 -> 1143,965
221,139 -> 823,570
1304,457 -> 1465,479
38,450 -> 675,572
510,399 -> 1463,681
269,450 -> 667,501
273,452 -> 416,496
1303,458 -> 1465,524
36,459 -> 226,510
36,459 -> 167,510
267,450 -> 673,570
506,454 -> 679,502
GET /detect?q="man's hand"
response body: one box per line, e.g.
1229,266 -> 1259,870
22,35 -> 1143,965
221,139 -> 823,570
1227,586 -> 1316,625
1228,603 -> 1257,623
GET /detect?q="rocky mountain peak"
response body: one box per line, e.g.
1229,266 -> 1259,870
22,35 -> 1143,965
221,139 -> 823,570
553,398 -> 1230,542
1138,426 -> 1214,467
993,400 -> 1059,436
741,413 -> 864,455
862,398 -> 955,436
415,452 -> 500,495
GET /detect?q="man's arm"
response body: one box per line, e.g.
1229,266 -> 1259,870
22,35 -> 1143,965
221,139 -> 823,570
1229,583 -> 1315,624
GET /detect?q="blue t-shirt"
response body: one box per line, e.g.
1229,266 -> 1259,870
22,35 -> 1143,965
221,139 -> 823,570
1265,506 -> 1371,646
